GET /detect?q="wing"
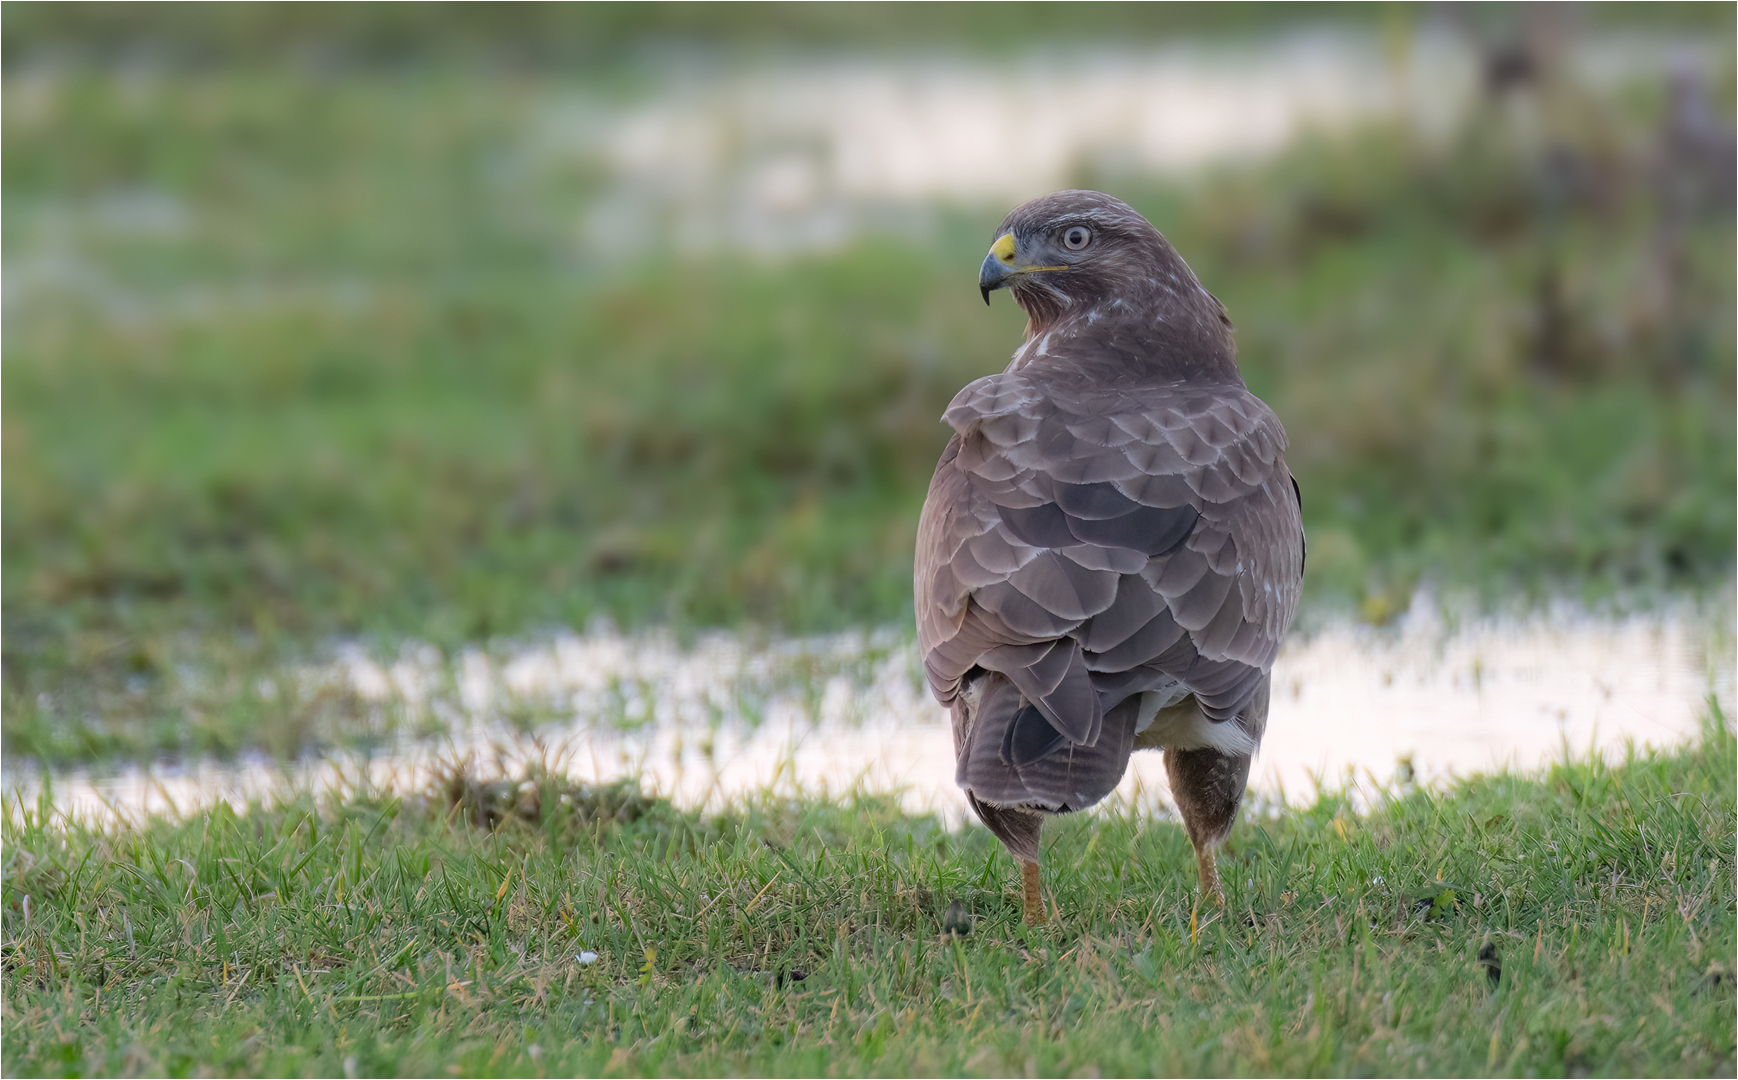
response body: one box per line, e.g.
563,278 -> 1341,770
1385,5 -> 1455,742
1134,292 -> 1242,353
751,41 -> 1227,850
916,370 -> 1303,759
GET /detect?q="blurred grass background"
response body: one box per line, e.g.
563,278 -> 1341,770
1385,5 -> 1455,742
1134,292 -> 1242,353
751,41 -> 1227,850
3,3 -> 1734,762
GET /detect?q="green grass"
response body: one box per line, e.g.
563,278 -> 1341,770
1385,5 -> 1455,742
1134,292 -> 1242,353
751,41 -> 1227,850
3,715 -> 1733,1077
4,41 -> 1734,767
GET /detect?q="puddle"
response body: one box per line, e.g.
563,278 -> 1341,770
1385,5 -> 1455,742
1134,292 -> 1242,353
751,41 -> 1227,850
559,28 -> 1714,256
10,599 -> 1731,827
570,33 -> 1455,258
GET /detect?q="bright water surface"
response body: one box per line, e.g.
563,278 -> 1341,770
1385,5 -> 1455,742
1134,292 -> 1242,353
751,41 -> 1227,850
12,600 -> 1732,826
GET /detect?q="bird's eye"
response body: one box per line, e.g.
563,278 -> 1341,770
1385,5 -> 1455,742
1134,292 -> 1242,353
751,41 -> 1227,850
1062,226 -> 1092,251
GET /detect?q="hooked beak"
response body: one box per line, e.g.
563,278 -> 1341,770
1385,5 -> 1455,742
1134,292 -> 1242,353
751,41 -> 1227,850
978,231 -> 1067,305
979,233 -> 1018,305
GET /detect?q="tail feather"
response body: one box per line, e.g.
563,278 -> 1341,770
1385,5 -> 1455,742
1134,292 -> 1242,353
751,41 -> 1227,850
1000,702 -> 1066,767
980,638 -> 1103,746
956,671 -> 1139,813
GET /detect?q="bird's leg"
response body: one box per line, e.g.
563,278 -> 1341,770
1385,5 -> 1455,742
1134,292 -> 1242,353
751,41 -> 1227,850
965,793 -> 1048,927
1164,746 -> 1252,908
1019,859 -> 1046,926
1194,841 -> 1225,907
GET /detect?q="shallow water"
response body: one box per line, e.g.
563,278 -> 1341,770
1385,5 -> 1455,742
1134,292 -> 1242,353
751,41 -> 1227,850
10,598 -> 1731,827
562,28 -> 1712,256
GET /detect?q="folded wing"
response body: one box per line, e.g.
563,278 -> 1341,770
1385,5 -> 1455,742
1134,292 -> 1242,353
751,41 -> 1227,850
916,371 -> 1304,811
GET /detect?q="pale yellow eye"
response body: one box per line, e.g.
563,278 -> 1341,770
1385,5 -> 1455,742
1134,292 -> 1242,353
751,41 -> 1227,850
1062,226 -> 1091,251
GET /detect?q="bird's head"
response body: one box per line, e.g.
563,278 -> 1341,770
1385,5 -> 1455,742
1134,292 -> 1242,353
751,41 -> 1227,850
979,189 -> 1226,339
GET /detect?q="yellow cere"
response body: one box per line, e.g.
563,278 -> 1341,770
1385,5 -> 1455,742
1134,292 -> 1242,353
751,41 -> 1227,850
991,232 -> 1018,265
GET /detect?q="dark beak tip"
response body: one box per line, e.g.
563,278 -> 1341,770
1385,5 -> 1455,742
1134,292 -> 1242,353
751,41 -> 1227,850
981,286 -> 992,306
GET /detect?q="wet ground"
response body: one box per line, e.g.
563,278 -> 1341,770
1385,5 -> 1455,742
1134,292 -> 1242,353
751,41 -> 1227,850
11,597 -> 1731,826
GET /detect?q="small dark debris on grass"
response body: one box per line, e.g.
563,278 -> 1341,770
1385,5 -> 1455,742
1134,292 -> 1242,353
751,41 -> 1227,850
1693,963 -> 1731,995
776,968 -> 807,989
1477,940 -> 1501,987
1411,882 -> 1462,920
942,900 -> 971,938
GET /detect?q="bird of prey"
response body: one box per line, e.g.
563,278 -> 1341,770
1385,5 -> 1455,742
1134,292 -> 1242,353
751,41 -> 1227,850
915,190 -> 1304,925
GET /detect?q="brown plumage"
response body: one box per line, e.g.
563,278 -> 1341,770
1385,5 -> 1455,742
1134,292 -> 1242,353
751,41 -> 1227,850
915,190 -> 1304,924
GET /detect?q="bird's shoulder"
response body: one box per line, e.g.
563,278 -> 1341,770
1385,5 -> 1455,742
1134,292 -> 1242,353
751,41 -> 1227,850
939,368 -> 1289,500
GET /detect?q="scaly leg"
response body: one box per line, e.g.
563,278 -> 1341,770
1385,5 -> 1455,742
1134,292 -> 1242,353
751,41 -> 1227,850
1194,841 -> 1225,907
1020,859 -> 1046,925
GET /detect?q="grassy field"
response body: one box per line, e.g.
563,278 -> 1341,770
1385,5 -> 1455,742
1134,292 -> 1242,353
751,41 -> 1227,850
3,715 -> 1732,1077
5,42 -> 1734,766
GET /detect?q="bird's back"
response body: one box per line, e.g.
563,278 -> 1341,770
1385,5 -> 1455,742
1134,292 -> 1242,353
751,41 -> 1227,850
916,359 -> 1303,814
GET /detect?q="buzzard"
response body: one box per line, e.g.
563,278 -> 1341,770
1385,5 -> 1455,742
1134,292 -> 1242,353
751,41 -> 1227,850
915,190 -> 1304,925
